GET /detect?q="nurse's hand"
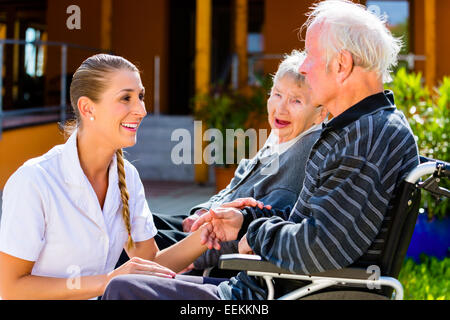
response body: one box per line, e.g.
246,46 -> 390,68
107,256 -> 177,282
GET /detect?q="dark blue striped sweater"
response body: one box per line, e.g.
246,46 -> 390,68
218,90 -> 419,300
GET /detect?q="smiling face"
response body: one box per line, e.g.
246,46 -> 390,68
267,75 -> 322,143
88,69 -> 147,149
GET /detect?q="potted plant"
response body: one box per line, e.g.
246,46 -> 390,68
193,80 -> 269,192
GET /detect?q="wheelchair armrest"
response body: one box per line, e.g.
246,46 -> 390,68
219,254 -> 295,274
218,254 -> 370,280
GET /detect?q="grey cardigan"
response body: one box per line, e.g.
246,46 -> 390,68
191,128 -> 321,215
191,128 -> 321,269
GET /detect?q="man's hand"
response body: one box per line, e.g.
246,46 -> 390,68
238,234 -> 253,255
191,207 -> 244,250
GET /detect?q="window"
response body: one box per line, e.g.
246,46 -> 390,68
248,33 -> 263,54
248,0 -> 264,54
24,27 -> 45,77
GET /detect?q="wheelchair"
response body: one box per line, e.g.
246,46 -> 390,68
218,156 -> 450,300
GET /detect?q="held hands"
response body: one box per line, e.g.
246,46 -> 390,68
182,198 -> 271,233
191,197 -> 271,250
105,197 -> 269,288
192,207 -> 243,250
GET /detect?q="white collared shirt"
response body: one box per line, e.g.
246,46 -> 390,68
258,123 -> 322,159
0,130 -> 157,280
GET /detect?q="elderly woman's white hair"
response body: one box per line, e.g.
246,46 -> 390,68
302,0 -> 402,83
272,49 -> 306,86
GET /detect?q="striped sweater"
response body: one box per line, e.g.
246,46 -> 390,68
218,90 -> 419,300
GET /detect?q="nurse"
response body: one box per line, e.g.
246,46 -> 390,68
0,54 -> 221,299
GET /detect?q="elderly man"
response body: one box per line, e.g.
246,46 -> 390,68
103,0 -> 419,300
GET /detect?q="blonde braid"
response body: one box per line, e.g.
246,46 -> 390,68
116,149 -> 135,250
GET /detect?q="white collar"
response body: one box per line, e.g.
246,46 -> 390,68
61,129 -> 118,188
259,123 -> 322,158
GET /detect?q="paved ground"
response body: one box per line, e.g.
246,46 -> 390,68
0,181 -> 216,222
143,180 -> 215,215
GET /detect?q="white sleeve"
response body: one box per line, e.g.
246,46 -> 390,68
0,166 -> 46,261
128,166 -> 157,242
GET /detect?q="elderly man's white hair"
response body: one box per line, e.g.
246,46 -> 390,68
302,0 -> 402,83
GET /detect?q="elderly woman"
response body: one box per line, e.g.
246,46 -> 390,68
150,49 -> 328,273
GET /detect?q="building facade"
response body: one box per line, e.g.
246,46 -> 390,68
0,0 -> 448,187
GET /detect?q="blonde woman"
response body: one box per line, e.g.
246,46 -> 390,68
0,54 -> 223,299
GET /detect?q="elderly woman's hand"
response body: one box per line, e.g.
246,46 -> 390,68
182,209 -> 208,232
219,197 -> 272,210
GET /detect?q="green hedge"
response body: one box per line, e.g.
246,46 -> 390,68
398,255 -> 449,300
386,68 -> 450,219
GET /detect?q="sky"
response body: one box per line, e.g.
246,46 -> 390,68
366,0 -> 409,25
